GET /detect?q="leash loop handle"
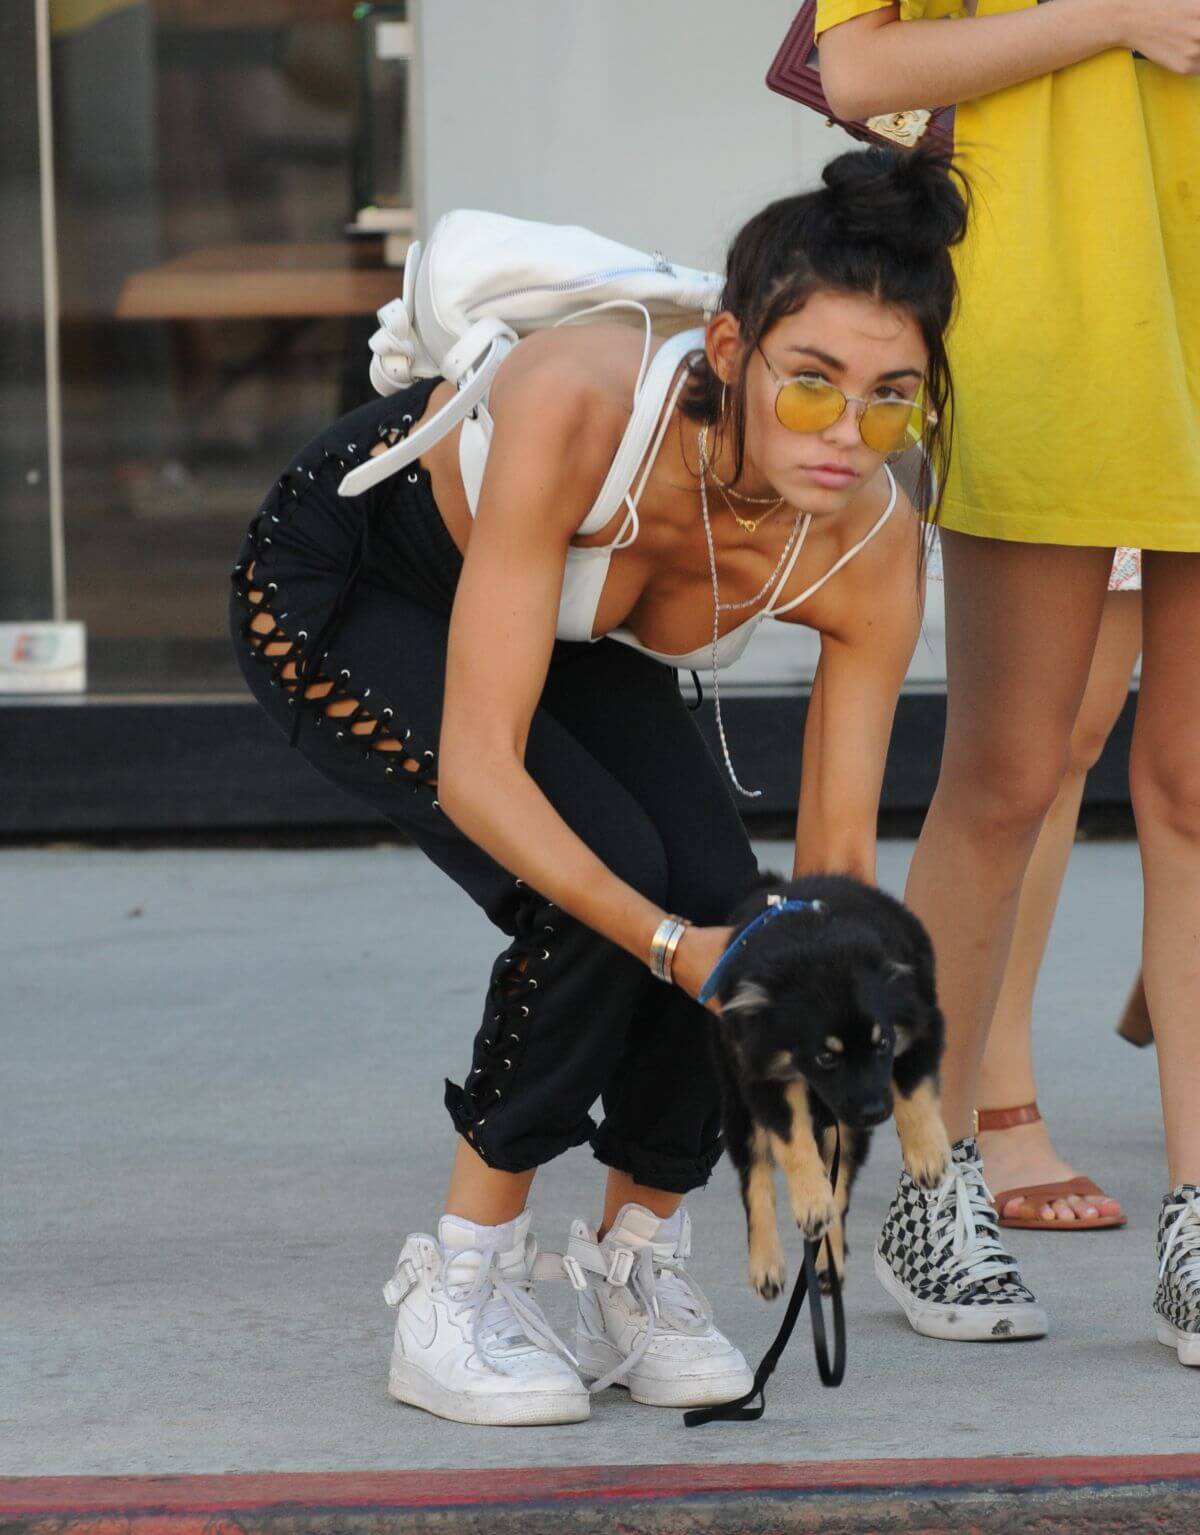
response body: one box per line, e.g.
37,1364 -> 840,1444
683,1133 -> 846,1426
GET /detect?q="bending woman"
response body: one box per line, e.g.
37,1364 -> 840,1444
819,0 -> 1199,1355
229,149 -> 968,1426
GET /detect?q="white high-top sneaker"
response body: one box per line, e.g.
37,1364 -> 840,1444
384,1209 -> 590,1426
570,1204 -> 754,1408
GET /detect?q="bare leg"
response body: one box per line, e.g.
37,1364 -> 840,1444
904,532 -> 1113,1142
444,1130 -> 687,1236
444,1136 -> 537,1225
978,591 -> 1141,1221
1130,554 -> 1200,1187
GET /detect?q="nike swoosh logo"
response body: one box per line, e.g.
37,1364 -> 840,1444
402,1300 -> 439,1352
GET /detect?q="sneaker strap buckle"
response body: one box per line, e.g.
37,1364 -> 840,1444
606,1247 -> 635,1286
383,1256 -> 419,1307
561,1254 -> 589,1292
563,1230 -> 634,1288
528,1250 -> 590,1292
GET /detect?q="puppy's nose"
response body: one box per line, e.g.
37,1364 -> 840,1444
858,1100 -> 892,1127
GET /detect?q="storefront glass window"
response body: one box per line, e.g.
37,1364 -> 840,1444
33,0 -> 409,693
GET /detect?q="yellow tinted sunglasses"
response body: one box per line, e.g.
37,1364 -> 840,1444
757,346 -> 936,455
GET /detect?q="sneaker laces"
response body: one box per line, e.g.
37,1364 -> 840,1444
441,1236 -> 580,1375
588,1243 -> 713,1394
1159,1191 -> 1200,1291
927,1160 -> 1021,1297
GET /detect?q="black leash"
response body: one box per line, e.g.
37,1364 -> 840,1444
683,1133 -> 846,1426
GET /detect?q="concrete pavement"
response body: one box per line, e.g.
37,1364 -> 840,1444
2,837 -> 1188,1481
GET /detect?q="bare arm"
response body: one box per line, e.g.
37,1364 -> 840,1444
436,356 -> 729,997
790,519 -> 924,883
817,0 -> 1193,122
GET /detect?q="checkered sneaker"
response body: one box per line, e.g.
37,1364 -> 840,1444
1154,1185 -> 1200,1366
874,1138 -> 1048,1341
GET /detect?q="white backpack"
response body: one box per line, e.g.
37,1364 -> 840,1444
336,210 -> 723,507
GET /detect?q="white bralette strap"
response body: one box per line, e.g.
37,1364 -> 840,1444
608,366 -> 693,552
768,465 -> 899,618
575,328 -> 703,538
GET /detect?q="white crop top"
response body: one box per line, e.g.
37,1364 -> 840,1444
457,325 -> 899,672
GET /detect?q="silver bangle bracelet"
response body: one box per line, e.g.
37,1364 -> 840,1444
649,915 -> 689,985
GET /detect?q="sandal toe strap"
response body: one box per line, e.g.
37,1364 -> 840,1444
994,1177 -> 1109,1209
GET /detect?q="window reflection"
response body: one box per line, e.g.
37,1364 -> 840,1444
50,0 -> 389,693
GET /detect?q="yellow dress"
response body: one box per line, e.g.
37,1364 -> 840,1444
815,0 -> 1200,550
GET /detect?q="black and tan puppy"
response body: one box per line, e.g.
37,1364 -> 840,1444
709,874 -> 951,1300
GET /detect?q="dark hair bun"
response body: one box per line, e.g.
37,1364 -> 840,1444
821,146 -> 969,260
682,141 -> 970,528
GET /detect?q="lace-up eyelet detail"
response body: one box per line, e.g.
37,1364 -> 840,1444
232,421 -> 442,798
448,889 -> 557,1144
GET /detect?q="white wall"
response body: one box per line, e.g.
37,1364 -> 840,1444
415,1 -> 856,275
413,2 -> 947,689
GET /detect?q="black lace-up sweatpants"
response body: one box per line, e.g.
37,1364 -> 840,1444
229,384 -> 759,1194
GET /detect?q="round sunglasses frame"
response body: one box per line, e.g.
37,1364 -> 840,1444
756,345 -> 937,455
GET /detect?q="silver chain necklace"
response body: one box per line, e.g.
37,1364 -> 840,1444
697,431 -> 809,798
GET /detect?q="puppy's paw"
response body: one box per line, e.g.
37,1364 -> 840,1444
895,1083 -> 953,1188
791,1183 -> 838,1244
902,1126 -> 952,1189
748,1222 -> 788,1301
750,1253 -> 787,1302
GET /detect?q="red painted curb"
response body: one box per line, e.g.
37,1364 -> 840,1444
4,1455 -> 1200,1517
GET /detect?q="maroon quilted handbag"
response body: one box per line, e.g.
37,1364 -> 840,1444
767,2 -> 955,152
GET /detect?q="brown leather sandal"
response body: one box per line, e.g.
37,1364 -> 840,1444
975,1103 -> 1127,1231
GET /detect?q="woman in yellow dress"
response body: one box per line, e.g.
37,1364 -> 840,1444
817,0 -> 1200,1358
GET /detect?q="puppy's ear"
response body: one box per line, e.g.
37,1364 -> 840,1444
722,979 -> 771,1017
885,960 -> 915,983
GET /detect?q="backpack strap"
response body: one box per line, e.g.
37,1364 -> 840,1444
575,327 -> 702,536
460,319 -> 701,528
337,317 -> 516,499
339,318 -> 704,535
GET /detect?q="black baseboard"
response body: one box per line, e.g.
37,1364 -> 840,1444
0,690 -> 1136,840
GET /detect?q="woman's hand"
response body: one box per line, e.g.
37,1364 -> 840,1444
1123,0 -> 1200,73
671,924 -> 736,1010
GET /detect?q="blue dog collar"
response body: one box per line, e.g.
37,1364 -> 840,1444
698,895 -> 827,1005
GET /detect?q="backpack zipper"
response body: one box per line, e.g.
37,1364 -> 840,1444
468,256 -> 675,314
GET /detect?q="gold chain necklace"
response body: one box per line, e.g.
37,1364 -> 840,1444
697,423 -> 784,521
712,478 -> 786,535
